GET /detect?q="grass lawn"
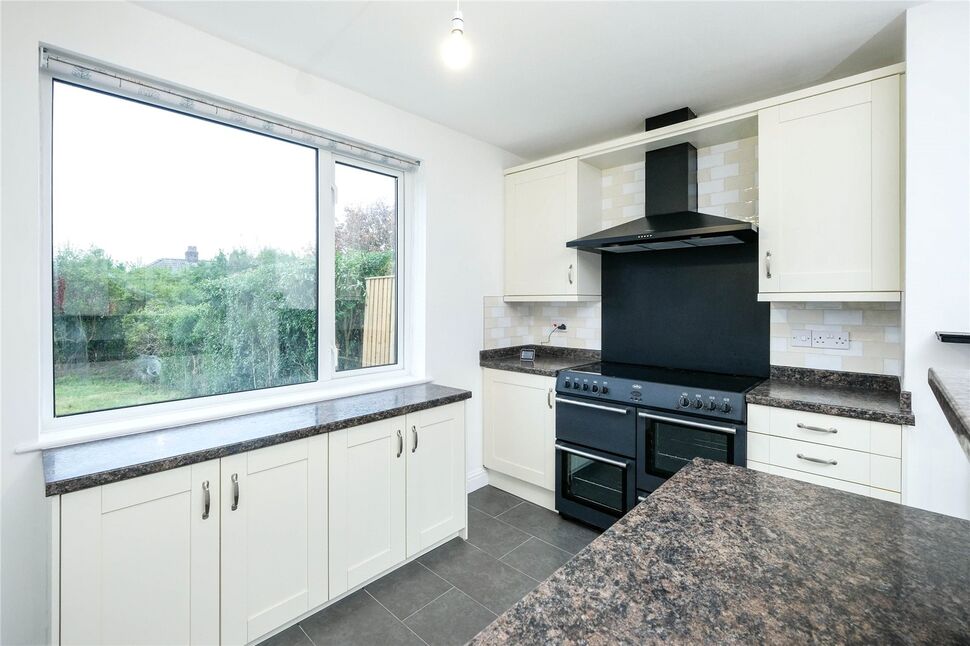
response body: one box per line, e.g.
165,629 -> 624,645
55,362 -> 187,416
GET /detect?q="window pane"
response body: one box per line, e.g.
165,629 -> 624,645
334,163 -> 398,371
52,81 -> 318,416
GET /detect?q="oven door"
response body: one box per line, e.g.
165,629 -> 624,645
636,409 -> 747,492
555,441 -> 637,530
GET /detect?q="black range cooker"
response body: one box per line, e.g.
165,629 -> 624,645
554,361 -> 762,530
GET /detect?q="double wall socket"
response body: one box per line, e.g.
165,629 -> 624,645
791,329 -> 850,350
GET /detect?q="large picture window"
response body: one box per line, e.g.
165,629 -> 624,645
48,78 -> 406,421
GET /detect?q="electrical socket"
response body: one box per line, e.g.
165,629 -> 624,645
790,329 -> 812,348
811,330 -> 850,349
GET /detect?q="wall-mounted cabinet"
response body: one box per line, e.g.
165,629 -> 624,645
504,158 -> 602,302
757,76 -> 901,301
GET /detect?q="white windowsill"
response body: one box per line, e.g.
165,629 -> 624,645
18,373 -> 433,454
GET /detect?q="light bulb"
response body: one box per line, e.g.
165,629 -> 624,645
441,10 -> 471,70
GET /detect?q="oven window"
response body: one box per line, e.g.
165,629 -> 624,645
561,451 -> 626,515
647,421 -> 733,479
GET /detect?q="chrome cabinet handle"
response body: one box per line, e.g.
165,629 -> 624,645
765,251 -> 772,279
797,453 -> 837,466
202,480 -> 211,520
231,473 -> 239,511
797,423 -> 838,434
397,429 -> 404,458
567,264 -> 574,285
547,388 -> 553,409
555,397 -> 628,415
411,425 -> 419,453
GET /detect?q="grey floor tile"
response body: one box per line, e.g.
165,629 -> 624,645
497,502 -> 601,555
300,589 -> 424,646
500,537 -> 572,581
365,560 -> 453,620
258,624 -> 312,646
468,485 -> 524,517
418,538 -> 538,614
404,588 -> 497,646
466,507 -> 530,558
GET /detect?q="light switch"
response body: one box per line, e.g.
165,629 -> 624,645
790,329 -> 812,348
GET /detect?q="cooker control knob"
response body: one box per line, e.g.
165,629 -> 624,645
707,399 -> 717,411
720,401 -> 732,413
591,385 -> 599,393
582,383 -> 590,391
678,395 -> 690,407
573,382 -> 581,389
692,398 -> 703,409
600,386 -> 609,395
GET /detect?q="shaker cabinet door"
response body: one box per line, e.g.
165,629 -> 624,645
220,437 -> 328,646
328,417 -> 407,596
405,402 -> 466,557
758,76 -> 900,295
60,463 -> 220,646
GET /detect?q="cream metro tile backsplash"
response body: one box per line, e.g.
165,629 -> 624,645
768,302 -> 902,376
486,136 -> 901,376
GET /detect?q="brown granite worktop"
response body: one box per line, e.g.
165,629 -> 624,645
480,345 -> 600,378
472,459 -> 970,645
43,383 -> 470,496
929,367 -> 970,460
747,366 -> 914,426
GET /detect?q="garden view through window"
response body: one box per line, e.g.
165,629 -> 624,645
52,81 -> 320,416
333,162 -> 399,372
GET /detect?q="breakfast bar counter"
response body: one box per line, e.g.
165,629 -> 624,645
471,459 -> 970,645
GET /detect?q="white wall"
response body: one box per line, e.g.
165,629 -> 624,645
0,2 -> 516,642
902,1 -> 970,520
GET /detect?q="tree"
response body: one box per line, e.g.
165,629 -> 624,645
335,201 -> 395,253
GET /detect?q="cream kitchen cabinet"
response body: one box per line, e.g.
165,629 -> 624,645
405,402 -> 467,557
220,437 -> 329,646
504,158 -> 602,301
758,75 -> 901,300
60,463 -> 221,646
483,369 -> 556,505
746,404 -> 902,502
328,416 -> 407,596
329,403 -> 466,596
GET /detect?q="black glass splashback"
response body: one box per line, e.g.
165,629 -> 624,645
601,240 -> 769,377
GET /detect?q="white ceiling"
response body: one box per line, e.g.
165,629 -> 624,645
140,1 -> 912,160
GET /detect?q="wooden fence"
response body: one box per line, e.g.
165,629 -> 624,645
362,275 -> 396,367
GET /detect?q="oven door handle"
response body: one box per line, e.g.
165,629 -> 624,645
637,412 -> 737,435
555,442 -> 628,469
555,397 -> 629,415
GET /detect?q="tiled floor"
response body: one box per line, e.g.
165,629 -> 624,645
262,486 -> 601,646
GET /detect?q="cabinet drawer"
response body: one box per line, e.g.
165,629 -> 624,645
770,408 -> 870,452
757,461 -> 872,497
769,436 -> 869,485
870,454 -> 901,492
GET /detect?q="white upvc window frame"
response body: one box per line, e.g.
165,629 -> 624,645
35,67 -> 421,448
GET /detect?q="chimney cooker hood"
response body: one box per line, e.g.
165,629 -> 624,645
567,109 -> 757,254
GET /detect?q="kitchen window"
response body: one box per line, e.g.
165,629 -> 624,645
41,55 -> 414,434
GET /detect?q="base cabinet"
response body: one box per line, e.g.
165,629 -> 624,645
406,403 -> 467,557
328,417 -> 408,596
60,463 -> 220,646
747,404 -> 902,502
57,401 -> 466,646
221,437 -> 329,646
483,369 -> 556,491
329,402 -> 467,595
